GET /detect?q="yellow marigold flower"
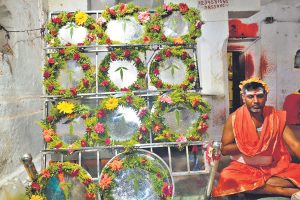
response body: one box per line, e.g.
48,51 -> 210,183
173,37 -> 184,45
57,101 -> 75,114
75,11 -> 88,26
105,97 -> 118,110
30,195 -> 44,200
239,77 -> 270,94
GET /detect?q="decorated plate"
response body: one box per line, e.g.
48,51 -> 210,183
46,11 -> 102,47
98,48 -> 146,92
43,45 -> 96,97
84,93 -> 151,146
99,149 -> 174,200
149,47 -> 197,90
27,162 -> 97,200
39,101 -> 91,149
151,90 -> 211,142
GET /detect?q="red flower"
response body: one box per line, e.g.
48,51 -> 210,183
47,116 -> 54,121
47,84 -> 54,92
97,109 -> 106,119
151,24 -> 161,32
81,140 -> 87,147
133,84 -> 141,89
197,122 -> 208,133
192,98 -> 200,107
156,80 -> 163,88
85,193 -> 95,200
121,87 -> 129,92
98,33 -> 103,38
181,51 -> 188,60
126,96 -> 132,104
155,54 -> 162,61
138,71 -> 146,78
83,178 -> 93,186
100,66 -> 108,72
77,43 -> 84,46
83,79 -> 89,87
201,113 -> 209,120
180,83 -> 187,90
189,63 -> 195,70
89,24 -> 95,30
119,3 -> 127,14
59,89 -> 65,95
31,182 -> 41,191
43,71 -> 51,78
110,52 -> 116,61
101,80 -> 110,87
124,49 -> 131,57
67,12 -> 73,18
52,17 -> 61,24
162,182 -> 173,199
109,88 -> 116,92
139,125 -> 148,133
188,76 -> 195,82
66,42 -> 72,46
153,68 -> 160,75
59,49 -> 65,55
48,58 -> 55,65
82,64 -> 90,70
165,49 -> 172,57
135,57 -> 141,64
50,30 -> 58,36
153,124 -> 161,133
105,138 -> 111,145
86,127 -> 92,133
156,172 -> 162,178
70,87 -> 77,95
73,52 -> 80,61
109,8 -> 116,16
55,142 -> 63,148
160,34 -> 167,41
196,20 -> 203,29
179,3 -> 189,14
143,36 -> 151,43
106,38 -> 111,45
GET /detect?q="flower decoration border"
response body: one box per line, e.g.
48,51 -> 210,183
84,93 -> 151,146
151,90 -> 211,142
27,162 -> 97,200
45,11 -> 102,47
149,47 -> 198,90
144,3 -> 204,44
98,48 -> 147,92
99,150 -> 173,200
39,101 -> 91,149
97,3 -> 150,44
43,45 -> 96,98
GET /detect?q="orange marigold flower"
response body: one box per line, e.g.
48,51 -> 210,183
109,159 -> 123,171
43,129 -> 55,142
143,36 -> 151,43
119,3 -> 127,14
57,172 -> 65,183
173,37 -> 184,44
99,173 -> 113,190
41,169 -> 51,178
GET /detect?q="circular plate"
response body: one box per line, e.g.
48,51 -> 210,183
99,149 -> 174,200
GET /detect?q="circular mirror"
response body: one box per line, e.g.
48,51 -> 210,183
58,60 -> 85,88
58,22 -> 88,45
163,11 -> 190,38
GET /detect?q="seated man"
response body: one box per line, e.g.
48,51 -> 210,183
212,77 -> 300,199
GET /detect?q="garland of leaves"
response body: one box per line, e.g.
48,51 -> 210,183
84,93 -> 151,146
98,48 -> 147,92
144,3 -> 204,44
99,151 -> 173,200
27,162 -> 97,200
151,90 -> 211,142
97,3 -> 150,44
43,45 -> 95,97
45,11 -> 102,47
39,101 -> 91,149
149,47 -> 198,90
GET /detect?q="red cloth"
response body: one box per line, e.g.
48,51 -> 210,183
283,93 -> 300,125
212,105 -> 300,197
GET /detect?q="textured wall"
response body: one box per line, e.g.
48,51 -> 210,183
0,0 -> 47,185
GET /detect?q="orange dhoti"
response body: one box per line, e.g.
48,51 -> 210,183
212,105 -> 300,197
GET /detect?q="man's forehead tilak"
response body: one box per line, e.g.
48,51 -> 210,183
244,87 -> 265,96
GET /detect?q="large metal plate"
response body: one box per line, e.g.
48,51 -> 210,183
106,105 -> 141,141
158,57 -> 186,85
58,60 -> 84,88
163,11 -> 190,38
58,22 -> 88,45
106,16 -> 143,43
108,60 -> 138,89
56,116 -> 86,144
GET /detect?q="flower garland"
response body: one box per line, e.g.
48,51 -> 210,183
144,3 -> 203,44
149,47 -> 198,90
99,150 -> 173,199
43,45 -> 95,97
97,3 -> 150,44
45,11 -> 102,47
39,101 -> 91,149
84,93 -> 151,146
27,162 -> 97,200
98,48 -> 147,92
151,90 -> 211,142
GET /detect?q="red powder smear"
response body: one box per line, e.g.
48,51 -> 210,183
245,53 -> 254,79
260,52 -> 273,77
227,44 -> 244,51
229,19 -> 258,38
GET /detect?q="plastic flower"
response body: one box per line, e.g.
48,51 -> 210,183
109,159 -> 123,171
75,11 -> 88,25
30,195 -> 44,200
160,96 -> 173,104
56,101 -> 75,114
95,123 -> 105,134
105,97 -> 119,110
138,11 -> 151,23
99,173 -> 113,190
96,16 -> 106,25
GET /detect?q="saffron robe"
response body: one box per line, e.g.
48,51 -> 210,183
212,105 -> 300,197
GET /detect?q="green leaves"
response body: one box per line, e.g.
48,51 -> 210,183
175,109 -> 180,126
66,23 -> 76,39
114,66 -> 128,81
